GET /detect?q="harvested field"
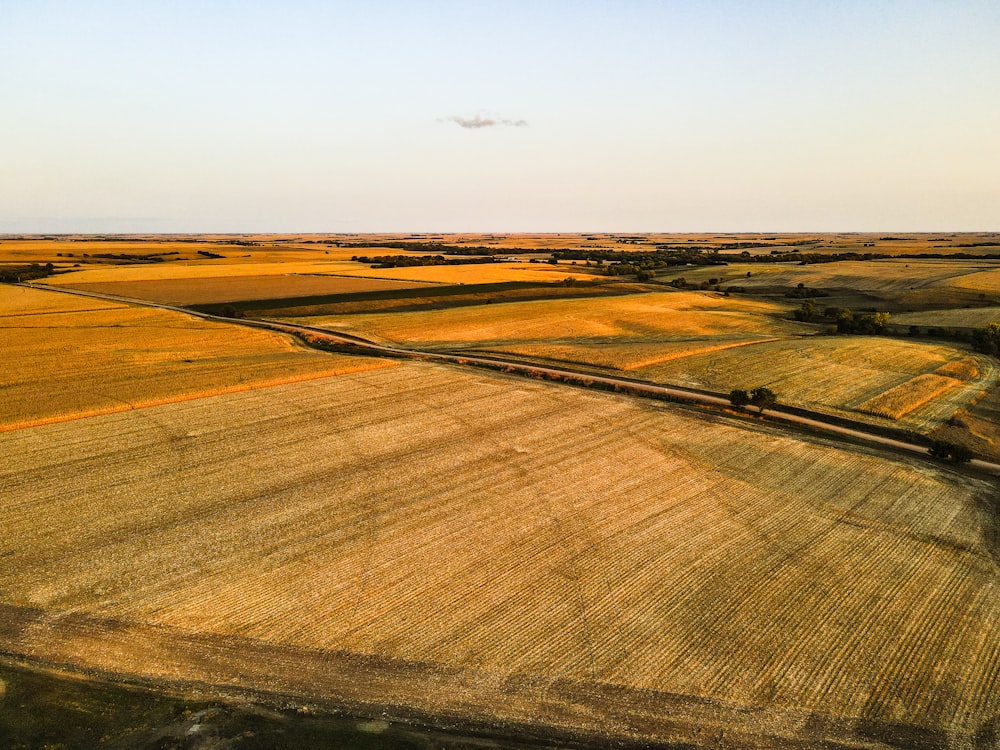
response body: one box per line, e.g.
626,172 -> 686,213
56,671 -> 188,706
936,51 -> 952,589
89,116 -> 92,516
935,357 -> 980,381
0,285 -> 394,430
0,362 -> 997,746
487,337 -> 781,371
331,262 -> 594,285
43,260 -> 365,285
893,306 -> 1000,329
669,259 -> 1000,293
635,336 -> 993,431
858,374 -> 962,420
0,283 -> 122,317
293,291 -> 805,348
295,293 -> 987,430
56,274 -> 436,306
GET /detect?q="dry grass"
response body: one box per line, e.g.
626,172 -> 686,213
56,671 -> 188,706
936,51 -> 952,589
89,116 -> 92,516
0,362 -> 996,744
57,274 -> 435,306
0,285 -> 394,430
858,374 -> 963,420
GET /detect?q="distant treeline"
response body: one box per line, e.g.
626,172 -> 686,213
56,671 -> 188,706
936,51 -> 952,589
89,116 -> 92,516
552,248 -> 896,271
0,263 -> 55,282
352,254 -> 496,268
341,241 -> 513,256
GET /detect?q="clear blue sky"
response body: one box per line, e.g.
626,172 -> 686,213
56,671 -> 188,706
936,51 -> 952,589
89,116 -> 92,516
2,1 -> 998,232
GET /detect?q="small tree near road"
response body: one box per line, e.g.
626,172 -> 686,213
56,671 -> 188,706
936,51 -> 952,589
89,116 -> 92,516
749,387 -> 778,413
929,440 -> 973,463
729,389 -> 750,409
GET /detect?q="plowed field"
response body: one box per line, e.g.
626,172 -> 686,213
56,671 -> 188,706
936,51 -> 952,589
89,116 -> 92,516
1,362 -> 996,747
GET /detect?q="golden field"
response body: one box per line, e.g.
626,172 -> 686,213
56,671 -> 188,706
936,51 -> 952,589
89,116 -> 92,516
0,285 -> 394,430
0,362 -> 996,746
292,290 -> 807,347
325,261 -> 593,285
53,273 -> 435,306
858,374 -> 963,420
893,307 -> 1000,329
665,259 -> 1000,295
293,292 -> 991,431
638,336 -> 997,430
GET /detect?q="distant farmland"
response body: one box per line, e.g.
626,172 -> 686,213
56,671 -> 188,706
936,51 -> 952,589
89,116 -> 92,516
54,273 -> 436,306
1,362 -> 996,747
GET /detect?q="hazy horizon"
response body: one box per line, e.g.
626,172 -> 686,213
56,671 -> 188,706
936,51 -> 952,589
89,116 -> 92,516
3,1 -> 998,233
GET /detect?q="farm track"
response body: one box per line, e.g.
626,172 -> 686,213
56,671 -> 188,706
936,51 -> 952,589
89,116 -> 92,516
22,281 -> 1000,477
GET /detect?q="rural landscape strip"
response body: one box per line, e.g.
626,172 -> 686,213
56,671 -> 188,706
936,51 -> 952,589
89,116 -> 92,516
21,281 -> 1000,477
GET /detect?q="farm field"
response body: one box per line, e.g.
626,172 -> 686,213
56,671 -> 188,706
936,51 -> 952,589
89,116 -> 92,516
664,258 -> 1000,300
292,291 -> 991,432
637,337 -> 997,432
290,290 -> 808,348
329,261 -> 594,285
893,307 -> 1000,329
52,273 -> 437,306
0,284 -> 394,430
0,362 -> 996,747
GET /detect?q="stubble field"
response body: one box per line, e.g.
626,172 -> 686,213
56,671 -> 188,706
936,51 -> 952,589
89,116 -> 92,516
0,285 -> 394,430
0,362 -> 996,747
292,291 -> 992,432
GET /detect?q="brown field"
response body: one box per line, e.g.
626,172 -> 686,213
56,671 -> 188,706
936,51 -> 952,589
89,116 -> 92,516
0,285 -> 394,430
0,362 -> 996,746
858,374 -> 963,420
53,274 -> 436,306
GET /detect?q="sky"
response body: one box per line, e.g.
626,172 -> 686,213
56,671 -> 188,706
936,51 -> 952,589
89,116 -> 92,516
1,1 -> 998,232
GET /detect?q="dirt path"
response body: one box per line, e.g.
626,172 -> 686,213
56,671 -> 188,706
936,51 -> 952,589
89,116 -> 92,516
21,281 -> 1000,476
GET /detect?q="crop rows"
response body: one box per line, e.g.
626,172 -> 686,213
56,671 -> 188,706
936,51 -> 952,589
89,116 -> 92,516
1,361 -> 996,738
858,374 -> 961,419
0,285 -> 393,429
638,336 -> 980,427
893,306 -> 1000,329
